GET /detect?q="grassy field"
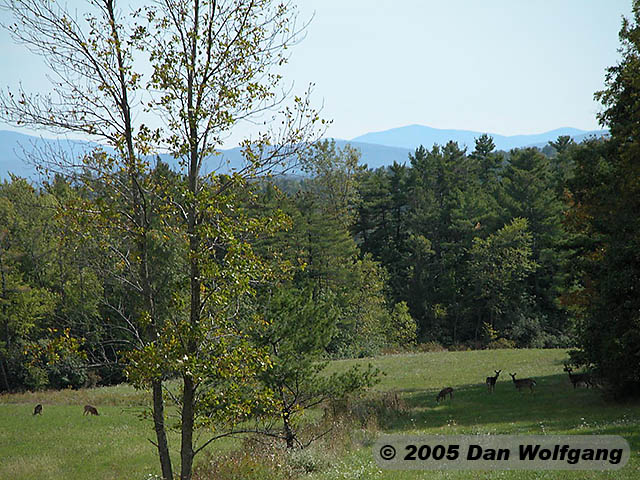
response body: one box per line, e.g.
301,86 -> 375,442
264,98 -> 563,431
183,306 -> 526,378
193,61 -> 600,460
1,349 -> 639,479
0,384 -> 168,480
315,349 -> 640,480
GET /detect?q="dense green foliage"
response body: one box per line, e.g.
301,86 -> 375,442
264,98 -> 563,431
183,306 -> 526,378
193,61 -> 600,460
566,1 -> 640,398
0,128 -> 616,394
0,177 -> 109,391
353,137 -> 575,348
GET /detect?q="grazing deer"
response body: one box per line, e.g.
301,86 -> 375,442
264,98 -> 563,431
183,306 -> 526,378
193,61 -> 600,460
436,387 -> 454,403
33,404 -> 42,415
509,373 -> 536,392
564,366 -> 592,389
486,370 -> 501,393
83,404 -> 99,416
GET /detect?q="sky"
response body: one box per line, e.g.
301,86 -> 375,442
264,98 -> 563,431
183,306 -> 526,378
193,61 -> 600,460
0,1 -> 634,146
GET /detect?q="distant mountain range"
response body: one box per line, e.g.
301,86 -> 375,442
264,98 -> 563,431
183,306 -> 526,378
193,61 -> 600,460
352,124 -> 608,152
210,139 -> 414,172
0,125 -> 608,180
0,130 -> 95,180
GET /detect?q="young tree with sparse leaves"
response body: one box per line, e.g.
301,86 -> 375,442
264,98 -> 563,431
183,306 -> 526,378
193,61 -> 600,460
1,1 -> 322,478
0,0 -> 178,474
252,283 -> 379,449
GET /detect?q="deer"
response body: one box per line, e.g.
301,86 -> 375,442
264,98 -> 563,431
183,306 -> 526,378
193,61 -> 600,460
486,370 -> 501,393
83,404 -> 99,416
564,366 -> 592,389
436,387 -> 454,403
509,373 -> 536,392
33,404 -> 42,415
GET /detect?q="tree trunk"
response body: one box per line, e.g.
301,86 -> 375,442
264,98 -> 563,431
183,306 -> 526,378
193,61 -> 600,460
180,213 -> 199,479
283,409 -> 295,449
152,379 -> 173,480
180,374 -> 196,480
474,309 -> 482,342
180,181 -> 199,479
0,356 -> 10,392
279,384 -> 295,449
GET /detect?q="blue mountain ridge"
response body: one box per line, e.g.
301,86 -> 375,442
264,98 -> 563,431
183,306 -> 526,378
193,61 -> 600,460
0,131 -> 413,180
352,124 -> 608,151
0,126 -> 608,180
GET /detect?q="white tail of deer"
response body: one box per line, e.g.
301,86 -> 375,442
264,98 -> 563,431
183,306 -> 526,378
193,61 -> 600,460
564,366 -> 592,389
486,369 -> 501,393
436,387 -> 454,403
509,373 -> 536,392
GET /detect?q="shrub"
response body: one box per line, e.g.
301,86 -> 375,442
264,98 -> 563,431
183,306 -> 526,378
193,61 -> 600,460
195,390 -> 407,480
23,364 -> 49,391
384,302 -> 417,347
46,354 -> 88,390
288,447 -> 331,474
326,390 -> 407,430
487,338 -> 516,349
417,341 -> 447,352
193,449 -> 294,480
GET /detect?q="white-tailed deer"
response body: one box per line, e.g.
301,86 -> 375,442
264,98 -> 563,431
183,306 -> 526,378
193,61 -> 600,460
486,370 -> 501,393
564,366 -> 592,389
33,404 -> 42,415
509,373 -> 536,392
436,387 -> 454,403
84,404 -> 99,416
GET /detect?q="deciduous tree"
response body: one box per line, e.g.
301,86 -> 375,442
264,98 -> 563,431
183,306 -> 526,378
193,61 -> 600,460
1,1 -> 321,479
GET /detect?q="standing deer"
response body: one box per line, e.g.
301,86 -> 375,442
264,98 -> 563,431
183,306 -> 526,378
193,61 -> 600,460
509,373 -> 536,392
486,370 -> 501,393
436,387 -> 454,403
564,366 -> 592,389
33,404 -> 42,415
83,404 -> 99,416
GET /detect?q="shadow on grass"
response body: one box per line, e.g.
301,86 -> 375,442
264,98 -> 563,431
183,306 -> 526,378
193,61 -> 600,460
381,373 -> 640,448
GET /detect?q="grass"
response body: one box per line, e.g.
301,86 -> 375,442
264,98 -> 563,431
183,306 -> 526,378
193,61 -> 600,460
0,382 -> 150,406
1,349 -> 639,479
312,349 -> 640,480
0,403 -> 162,480
0,383 -> 184,480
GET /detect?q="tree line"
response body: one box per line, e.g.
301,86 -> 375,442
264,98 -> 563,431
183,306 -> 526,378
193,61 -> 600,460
0,129 -> 619,388
351,134 -> 576,349
0,151 -> 416,393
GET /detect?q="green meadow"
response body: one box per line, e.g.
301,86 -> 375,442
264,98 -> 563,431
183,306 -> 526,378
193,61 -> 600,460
314,349 -> 640,480
1,349 -> 639,479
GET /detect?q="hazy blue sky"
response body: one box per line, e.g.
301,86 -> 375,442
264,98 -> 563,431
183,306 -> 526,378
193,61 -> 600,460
0,1 -> 633,146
